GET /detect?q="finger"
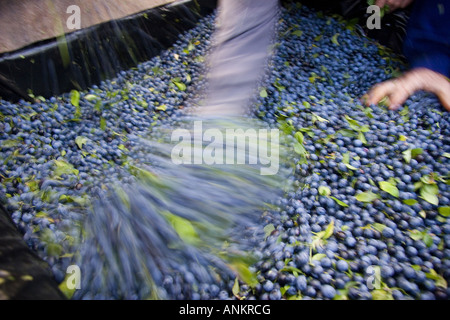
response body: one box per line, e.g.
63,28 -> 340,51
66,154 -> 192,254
365,81 -> 396,105
436,87 -> 450,111
387,0 -> 401,9
375,0 -> 387,8
400,0 -> 414,9
385,76 -> 418,109
387,87 -> 411,110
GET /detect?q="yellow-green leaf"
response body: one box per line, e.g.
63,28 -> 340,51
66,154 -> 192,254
331,196 -> 348,207
59,274 -> 76,299
355,191 -> 380,202
70,90 -> 80,107
75,136 -> 88,150
438,206 -> 450,217
323,220 -> 335,240
163,211 -> 200,246
260,89 -> 268,98
379,181 -> 399,198
318,186 -> 331,197
331,33 -> 340,45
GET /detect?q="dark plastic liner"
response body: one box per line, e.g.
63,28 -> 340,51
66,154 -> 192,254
0,0 -> 217,102
0,202 -> 67,299
0,0 -> 410,103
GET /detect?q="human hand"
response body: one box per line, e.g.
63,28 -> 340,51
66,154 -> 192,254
375,0 -> 414,11
363,67 -> 450,111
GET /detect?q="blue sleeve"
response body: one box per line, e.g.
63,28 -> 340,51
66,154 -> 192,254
403,0 -> 450,78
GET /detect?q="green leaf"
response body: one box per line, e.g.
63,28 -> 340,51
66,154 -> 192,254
294,142 -> 307,157
294,131 -> 304,144
438,206 -> 450,217
100,117 -> 107,130
333,291 -> 349,300
437,216 -> 447,223
314,34 -> 323,41
53,159 -> 79,177
402,149 -> 412,163
264,224 -> 275,239
331,33 -> 340,45
292,30 -> 303,37
423,233 -> 434,247
379,181 -> 399,198
403,148 -> 423,163
358,131 -> 367,144
232,278 -> 241,299
409,230 -> 424,241
399,104 -> 410,118
411,148 -> 424,158
156,104 -> 167,112
371,223 -> 387,233
342,152 -> 350,164
372,289 -> 394,300
318,186 -> 331,197
229,261 -> 258,288
287,293 -> 303,300
420,175 -> 436,185
355,191 -> 380,202
312,113 -> 329,123
403,199 -> 418,206
260,89 -> 268,98
330,196 -> 349,207
172,79 -> 186,91
426,269 -> 447,288
344,115 -> 361,131
443,152 -> 450,159
25,180 -> 40,192
138,100 -> 148,108
58,273 -> 77,299
414,181 -> 424,191
75,136 -> 88,150
1,139 -> 20,148
279,121 -> 294,135
280,285 -> 290,296
419,210 -> 427,219
273,79 -> 285,92
420,184 -> 439,205
59,194 -> 88,206
323,220 -> 335,240
311,253 -> 327,261
345,163 -> 358,171
338,129 -> 358,138
280,266 -> 303,277
94,100 -> 102,113
163,211 -> 200,246
47,243 -> 63,257
184,41 -> 195,53
70,90 -> 80,107
84,94 -> 98,101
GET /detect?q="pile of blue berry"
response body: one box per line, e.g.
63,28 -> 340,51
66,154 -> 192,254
243,4 -> 450,300
0,3 -> 449,300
